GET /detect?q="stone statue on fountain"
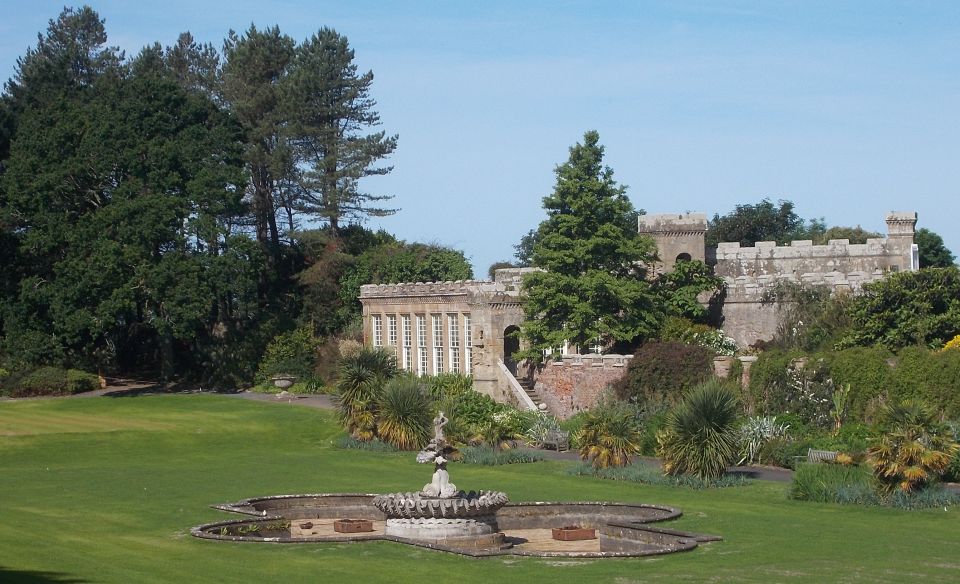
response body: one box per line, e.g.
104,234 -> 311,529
416,411 -> 459,498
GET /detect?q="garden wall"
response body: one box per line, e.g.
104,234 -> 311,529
531,355 -> 631,419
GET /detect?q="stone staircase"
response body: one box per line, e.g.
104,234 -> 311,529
517,377 -> 544,409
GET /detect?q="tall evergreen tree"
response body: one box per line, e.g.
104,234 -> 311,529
285,28 -> 398,236
518,131 -> 659,361
222,25 -> 296,259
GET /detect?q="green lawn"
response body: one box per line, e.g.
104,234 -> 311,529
1,395 -> 957,583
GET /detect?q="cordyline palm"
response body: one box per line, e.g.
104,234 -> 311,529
336,347 -> 398,440
578,405 -> 641,469
868,400 -> 959,493
376,376 -> 433,450
657,380 -> 740,481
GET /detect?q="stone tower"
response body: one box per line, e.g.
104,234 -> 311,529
637,213 -> 708,273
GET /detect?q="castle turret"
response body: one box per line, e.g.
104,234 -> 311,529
638,213 -> 708,273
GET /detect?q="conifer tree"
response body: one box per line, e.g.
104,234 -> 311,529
518,131 -> 659,362
285,28 -> 397,237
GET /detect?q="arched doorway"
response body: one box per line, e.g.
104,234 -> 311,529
675,252 -> 692,263
503,325 -> 520,375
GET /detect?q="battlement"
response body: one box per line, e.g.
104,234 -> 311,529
638,213 -> 708,235
359,280 -> 505,299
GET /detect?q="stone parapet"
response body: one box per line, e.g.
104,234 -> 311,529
360,280 -> 508,299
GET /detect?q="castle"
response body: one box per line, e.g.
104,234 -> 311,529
359,211 -> 918,416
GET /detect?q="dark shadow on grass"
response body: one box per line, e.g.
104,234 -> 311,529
0,567 -> 88,583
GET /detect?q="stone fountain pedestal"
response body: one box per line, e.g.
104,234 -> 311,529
372,490 -> 508,541
371,411 -> 509,545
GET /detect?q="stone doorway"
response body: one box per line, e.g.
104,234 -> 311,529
503,326 -> 520,375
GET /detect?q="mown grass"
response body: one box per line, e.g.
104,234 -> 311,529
1,395 -> 958,583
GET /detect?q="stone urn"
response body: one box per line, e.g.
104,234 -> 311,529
271,375 -> 297,390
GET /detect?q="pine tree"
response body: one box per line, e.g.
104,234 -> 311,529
285,28 -> 398,236
518,131 -> 659,362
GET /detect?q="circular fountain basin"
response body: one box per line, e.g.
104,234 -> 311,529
191,493 -> 720,557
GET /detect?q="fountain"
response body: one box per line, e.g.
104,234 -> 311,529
372,412 -> 509,544
191,410 -> 722,557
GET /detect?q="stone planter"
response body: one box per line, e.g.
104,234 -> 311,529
271,375 -> 297,390
334,519 -> 374,533
551,526 -> 596,541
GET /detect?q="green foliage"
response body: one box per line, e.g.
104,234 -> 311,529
577,401 -> 642,469
284,28 -> 398,235
838,267 -> 960,350
887,346 -> 960,418
868,399 -> 960,493
569,461 -> 749,489
459,446 -> 544,465
738,416 -> 790,465
612,341 -> 715,406
254,327 -> 319,383
335,241 -> 473,328
706,198 -> 807,247
518,131 -> 659,362
375,376 -> 433,450
335,347 -> 399,440
816,347 -> 892,421
423,373 -> 474,400
652,260 -> 724,323
915,227 -> 956,268
747,349 -> 800,414
1,366 -> 98,397
761,281 -> 854,351
524,411 -> 562,445
789,463 -> 877,504
812,225 -> 881,245
657,380 -> 741,480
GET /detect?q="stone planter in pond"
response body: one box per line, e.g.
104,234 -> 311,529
334,519 -> 374,533
552,526 -> 596,541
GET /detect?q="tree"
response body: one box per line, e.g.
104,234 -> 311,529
222,25 -> 296,258
518,131 -> 659,361
837,267 -> 960,350
285,28 -> 398,236
652,259 -> 723,323
487,261 -> 516,280
915,227 -> 956,268
814,225 -> 881,245
513,228 -> 538,266
706,198 -> 805,247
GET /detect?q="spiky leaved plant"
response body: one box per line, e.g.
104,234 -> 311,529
336,347 -> 398,440
657,380 -> 741,480
578,403 -> 642,469
376,375 -> 433,450
868,399 -> 959,493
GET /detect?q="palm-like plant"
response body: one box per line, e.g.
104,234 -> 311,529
578,404 -> 642,469
376,376 -> 433,450
336,347 -> 398,440
868,399 -> 960,493
657,380 -> 740,480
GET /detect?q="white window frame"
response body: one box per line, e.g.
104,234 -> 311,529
448,314 -> 460,373
372,315 -> 382,347
401,315 -> 412,371
463,314 -> 472,375
416,315 -> 427,376
432,314 -> 444,375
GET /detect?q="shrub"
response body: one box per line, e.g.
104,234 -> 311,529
336,347 -> 399,440
578,402 -> 642,469
569,462 -> 748,489
738,415 -> 790,466
254,327 -> 319,384
459,446 -> 544,465
612,341 -> 715,406
789,463 -> 877,504
2,367 -> 99,397
657,380 -> 740,480
747,349 -> 799,414
944,334 -> 960,352
423,373 -> 474,400
376,376 -> 433,450
560,411 -> 589,449
818,347 -> 892,421
524,412 -> 562,446
868,399 -> 960,493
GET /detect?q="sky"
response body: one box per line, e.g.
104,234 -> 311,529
3,1 -> 959,276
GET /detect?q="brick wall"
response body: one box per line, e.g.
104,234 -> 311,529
531,355 -> 631,419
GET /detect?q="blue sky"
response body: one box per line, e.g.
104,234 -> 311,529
4,1 -> 959,275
